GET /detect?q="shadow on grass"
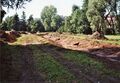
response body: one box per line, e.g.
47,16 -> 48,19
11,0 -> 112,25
0,43 -> 120,82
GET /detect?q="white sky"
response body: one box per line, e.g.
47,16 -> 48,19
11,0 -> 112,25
3,0 -> 83,19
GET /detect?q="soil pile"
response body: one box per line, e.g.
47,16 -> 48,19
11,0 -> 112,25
43,33 -> 120,66
90,31 -> 107,40
0,30 -> 21,44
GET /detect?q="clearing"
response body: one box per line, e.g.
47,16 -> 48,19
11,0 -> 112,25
0,33 -> 120,83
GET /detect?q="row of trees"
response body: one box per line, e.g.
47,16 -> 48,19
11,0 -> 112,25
1,0 -> 120,35
0,12 -> 44,32
58,0 -> 120,35
0,5 -> 64,32
86,0 -> 120,35
58,4 -> 92,34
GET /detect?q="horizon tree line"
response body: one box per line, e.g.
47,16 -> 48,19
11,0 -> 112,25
0,0 -> 120,35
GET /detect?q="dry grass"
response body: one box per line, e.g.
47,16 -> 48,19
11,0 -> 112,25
10,34 -> 49,45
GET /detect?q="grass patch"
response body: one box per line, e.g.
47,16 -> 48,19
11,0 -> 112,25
63,51 -> 120,78
30,45 -> 77,83
105,35 -> 120,45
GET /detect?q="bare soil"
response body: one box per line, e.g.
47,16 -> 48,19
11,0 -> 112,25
1,33 -> 120,83
43,33 -> 120,69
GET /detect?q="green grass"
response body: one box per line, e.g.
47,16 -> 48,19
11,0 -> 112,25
1,33 -> 120,82
30,45 -> 77,83
63,51 -> 120,78
104,35 -> 120,45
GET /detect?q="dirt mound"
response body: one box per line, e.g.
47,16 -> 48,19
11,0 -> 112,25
43,33 -> 120,66
90,31 -> 107,40
0,30 -> 21,43
10,30 -> 21,37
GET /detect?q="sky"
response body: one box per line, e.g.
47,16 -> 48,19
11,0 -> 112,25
3,0 -> 83,19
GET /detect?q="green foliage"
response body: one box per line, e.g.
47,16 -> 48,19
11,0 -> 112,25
30,19 -> 45,32
86,0 -> 106,32
82,0 -> 89,11
12,13 -> 20,30
0,16 -> 13,30
19,11 -> 27,31
0,21 -> 8,30
0,14 -> 20,31
41,5 -> 57,31
58,4 -> 91,34
76,26 -> 84,33
1,0 -> 120,34
41,5 -> 63,32
72,5 -> 79,12
57,26 -> 65,33
1,13 -> 44,32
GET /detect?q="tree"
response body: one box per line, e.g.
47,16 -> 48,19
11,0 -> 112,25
0,16 -> 12,30
72,5 -> 79,12
70,9 -> 81,33
0,0 -> 32,23
31,19 -> 44,32
12,13 -> 20,31
19,11 -> 27,31
60,4 -> 91,34
41,5 -> 57,31
27,15 -> 44,32
105,0 -> 120,34
27,15 -> 34,31
86,0 -> 107,39
64,16 -> 72,32
51,15 -> 64,31
1,0 -> 32,9
0,9 -> 6,23
82,0 -> 89,12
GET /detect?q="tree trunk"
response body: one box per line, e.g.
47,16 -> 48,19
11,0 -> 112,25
0,6 -> 6,23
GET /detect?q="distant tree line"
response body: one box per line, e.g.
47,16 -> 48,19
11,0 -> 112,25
0,0 -> 120,35
0,12 -> 44,33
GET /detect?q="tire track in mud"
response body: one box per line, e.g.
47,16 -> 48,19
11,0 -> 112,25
39,44 -> 120,83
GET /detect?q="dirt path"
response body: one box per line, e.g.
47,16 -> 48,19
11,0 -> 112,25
39,44 -> 120,83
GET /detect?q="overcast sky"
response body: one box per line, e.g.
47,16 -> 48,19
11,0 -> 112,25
3,0 -> 83,19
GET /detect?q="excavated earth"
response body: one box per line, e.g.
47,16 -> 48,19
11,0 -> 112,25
1,32 -> 120,83
43,33 -> 120,69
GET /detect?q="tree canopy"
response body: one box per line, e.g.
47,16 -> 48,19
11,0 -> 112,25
1,0 -> 32,9
1,0 -> 120,35
41,5 -> 63,32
